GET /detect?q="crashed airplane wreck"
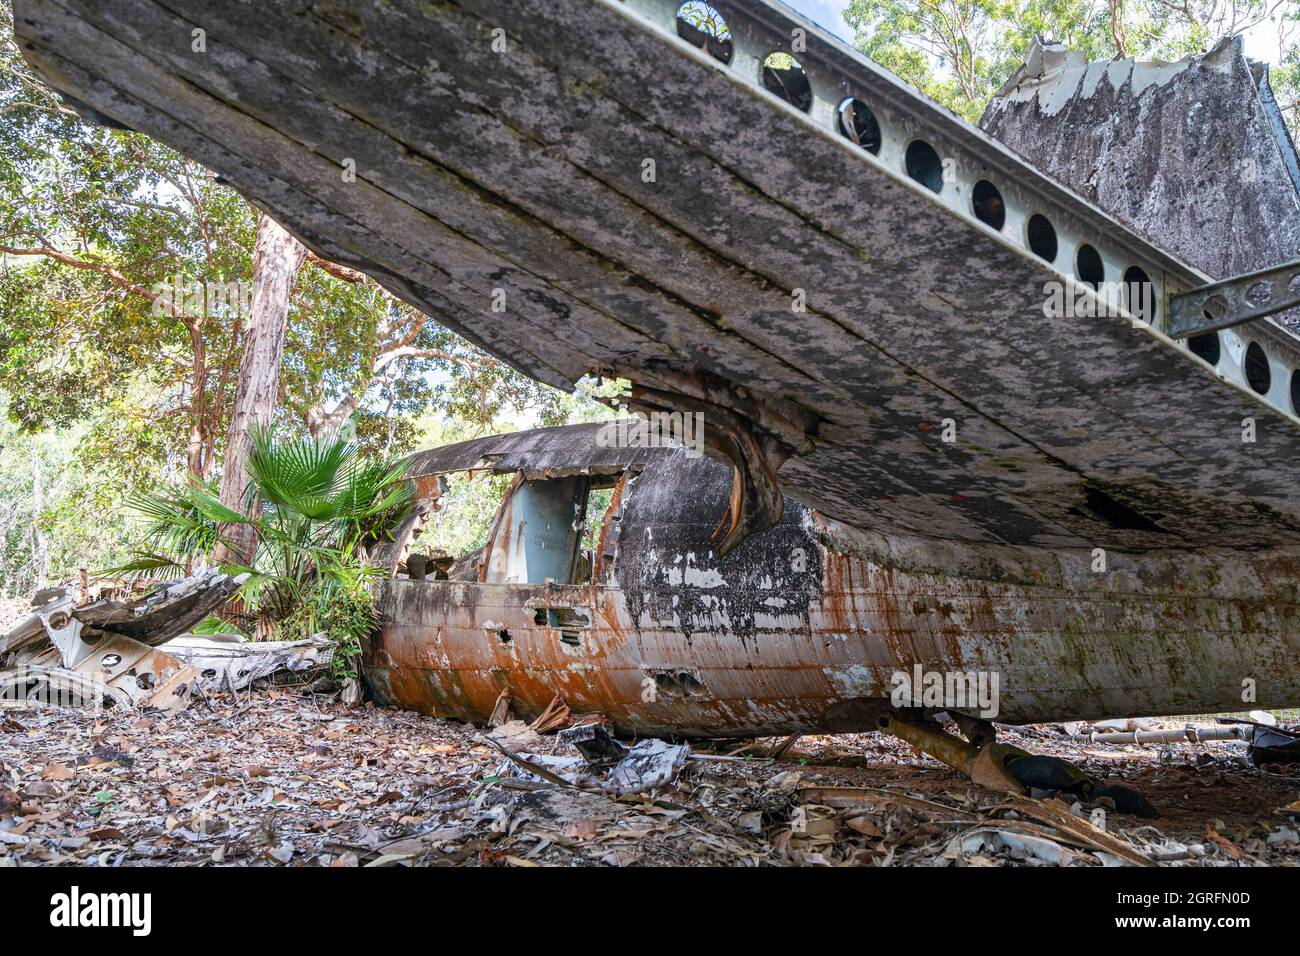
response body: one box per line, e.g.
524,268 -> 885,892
0,572 -> 331,709
365,419 -> 1300,737
12,0 -> 1300,795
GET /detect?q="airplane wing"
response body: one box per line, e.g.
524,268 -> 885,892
16,0 -> 1300,556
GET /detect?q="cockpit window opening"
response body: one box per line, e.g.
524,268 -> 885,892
575,474 -> 623,584
421,470 -> 511,556
399,466 -> 635,586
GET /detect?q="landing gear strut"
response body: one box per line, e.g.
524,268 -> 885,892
877,713 -> 1157,817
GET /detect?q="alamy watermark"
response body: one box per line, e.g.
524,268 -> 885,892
0,665 -> 109,712
151,275 -> 252,318
596,410 -> 705,459
890,664 -> 1000,719
1042,279 -> 1154,324
50,886 -> 151,936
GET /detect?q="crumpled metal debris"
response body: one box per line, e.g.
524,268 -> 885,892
495,729 -> 690,797
66,570 -> 242,647
947,827 -> 1083,867
559,721 -> 628,770
603,739 -> 689,796
1218,718 -> 1300,766
0,570 -> 242,710
0,665 -> 135,711
1,570 -> 240,662
161,634 -> 332,692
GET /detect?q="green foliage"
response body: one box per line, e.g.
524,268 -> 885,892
421,472 -> 514,558
281,582 -> 376,680
844,0 -> 1300,128
844,0 -> 1136,121
0,399 -> 133,596
582,486 -> 615,553
0,4 -> 247,480
678,2 -> 732,38
535,375 -> 629,427
120,478 -> 223,575
1273,10 -> 1300,140
192,615 -> 245,636
121,427 -> 414,675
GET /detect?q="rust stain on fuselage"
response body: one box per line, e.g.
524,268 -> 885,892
362,424 -> 1300,737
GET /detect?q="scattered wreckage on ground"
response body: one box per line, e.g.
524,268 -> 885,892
11,1 -> 1300,812
0,572 -> 330,710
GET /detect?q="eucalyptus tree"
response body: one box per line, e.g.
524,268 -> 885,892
0,5 -> 563,494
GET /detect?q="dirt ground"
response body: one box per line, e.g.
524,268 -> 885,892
1,688 -> 1297,867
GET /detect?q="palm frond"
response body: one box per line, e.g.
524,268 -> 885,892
125,484 -> 221,559
192,616 -> 246,637
247,425 -> 355,521
98,551 -> 188,579
119,420 -> 413,661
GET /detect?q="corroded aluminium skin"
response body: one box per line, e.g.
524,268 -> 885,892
982,37 -> 1300,282
21,0 -> 1300,558
981,37 -> 1300,404
363,425 -> 1300,735
19,1 -> 1300,731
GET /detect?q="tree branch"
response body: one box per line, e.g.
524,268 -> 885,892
0,243 -> 191,321
305,252 -> 366,283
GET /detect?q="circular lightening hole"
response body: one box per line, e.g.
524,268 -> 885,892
972,180 -> 1005,230
1122,266 -> 1154,323
1245,280 -> 1272,307
1202,293 -> 1228,322
675,3 -> 732,65
1245,341 -> 1271,394
761,53 -> 812,112
1076,244 -> 1105,289
836,97 -> 881,154
1027,214 -> 1057,262
905,140 -> 944,193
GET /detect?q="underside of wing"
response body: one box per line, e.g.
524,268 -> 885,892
15,0 -> 1300,557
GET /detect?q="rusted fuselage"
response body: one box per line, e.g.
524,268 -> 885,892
362,424 -> 1300,737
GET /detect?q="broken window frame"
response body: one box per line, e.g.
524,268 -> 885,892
398,465 -> 638,589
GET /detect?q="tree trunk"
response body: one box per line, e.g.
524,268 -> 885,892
30,448 -> 48,589
214,214 -> 306,564
179,309 -> 210,480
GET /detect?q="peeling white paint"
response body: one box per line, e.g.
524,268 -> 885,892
992,37 -> 1208,116
827,664 -> 877,698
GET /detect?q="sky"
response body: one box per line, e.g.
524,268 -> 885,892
784,0 -> 853,41
780,0 -> 1286,65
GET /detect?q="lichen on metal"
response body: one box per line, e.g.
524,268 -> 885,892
363,423 -> 1300,735
16,0 -> 1300,732
983,36 -> 1300,411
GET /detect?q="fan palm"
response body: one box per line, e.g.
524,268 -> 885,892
117,427 -> 413,653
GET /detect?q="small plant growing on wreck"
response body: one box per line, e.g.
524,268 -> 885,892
116,427 -> 413,678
